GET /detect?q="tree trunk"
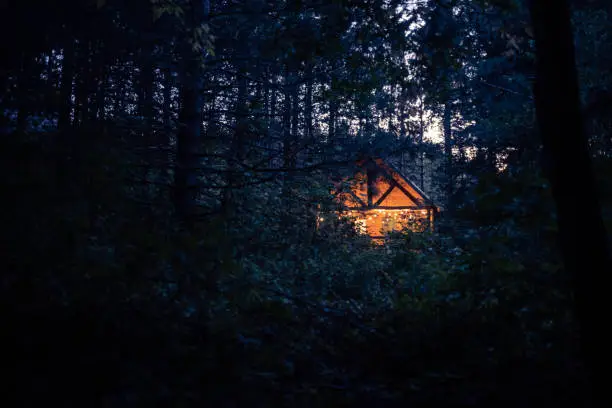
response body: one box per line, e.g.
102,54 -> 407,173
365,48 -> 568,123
419,96 -> 426,190
263,68 -> 270,122
90,41 -> 107,122
159,66 -> 173,186
113,65 -> 124,117
16,51 -> 32,134
443,100 -> 452,209
96,68 -> 106,122
269,76 -> 277,130
530,0 -> 611,404
305,62 -> 313,141
291,71 -> 299,166
222,51 -> 247,218
328,60 -> 338,144
328,89 -> 336,144
174,0 -> 208,223
74,40 -> 92,128
139,42 -> 155,135
206,90 -> 217,140
268,74 -> 277,168
138,39 -> 155,186
58,40 -> 75,131
162,67 -> 173,132
45,51 -> 56,117
283,66 -> 293,170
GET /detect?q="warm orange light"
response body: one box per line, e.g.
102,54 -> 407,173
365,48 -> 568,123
329,158 -> 438,238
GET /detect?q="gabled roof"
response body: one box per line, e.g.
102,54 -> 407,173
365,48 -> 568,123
371,157 -> 437,207
333,156 -> 438,210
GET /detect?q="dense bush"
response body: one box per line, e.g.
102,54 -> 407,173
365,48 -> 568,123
1,129 -> 596,407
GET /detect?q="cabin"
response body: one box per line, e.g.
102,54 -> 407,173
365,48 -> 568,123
331,157 -> 439,239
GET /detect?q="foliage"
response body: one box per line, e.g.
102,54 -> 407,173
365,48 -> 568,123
2,0 -> 609,406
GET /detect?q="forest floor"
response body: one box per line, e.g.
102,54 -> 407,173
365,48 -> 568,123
3,296 -> 596,408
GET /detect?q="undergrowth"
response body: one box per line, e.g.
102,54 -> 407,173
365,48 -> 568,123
1,133 -> 594,407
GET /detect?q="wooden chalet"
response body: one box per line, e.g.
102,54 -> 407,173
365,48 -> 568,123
331,157 -> 439,239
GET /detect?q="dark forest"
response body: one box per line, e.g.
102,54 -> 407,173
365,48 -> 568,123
1,0 -> 611,406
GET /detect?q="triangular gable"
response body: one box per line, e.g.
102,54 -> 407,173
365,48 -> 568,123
333,157 -> 436,210
370,173 -> 393,204
371,158 -> 436,208
377,185 -> 419,207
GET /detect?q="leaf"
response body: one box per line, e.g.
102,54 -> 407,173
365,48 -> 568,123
153,6 -> 164,21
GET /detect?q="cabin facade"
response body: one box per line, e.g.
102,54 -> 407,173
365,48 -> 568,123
332,157 -> 439,239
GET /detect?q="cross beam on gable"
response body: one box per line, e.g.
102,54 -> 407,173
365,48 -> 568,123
368,159 -> 423,206
373,184 -> 395,207
331,179 -> 368,208
347,189 -> 367,207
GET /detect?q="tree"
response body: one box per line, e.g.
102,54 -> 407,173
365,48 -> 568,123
174,0 -> 210,224
529,0 -> 611,403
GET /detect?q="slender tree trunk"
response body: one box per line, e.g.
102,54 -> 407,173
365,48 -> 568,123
530,1 -> 611,404
263,68 -> 270,121
95,66 -> 107,122
399,96 -> 407,140
419,97 -> 426,190
162,67 -> 173,132
291,71 -> 299,166
174,0 -> 208,223
222,51 -> 247,218
113,65 -> 124,117
268,75 -> 277,167
328,90 -> 336,144
283,66 -> 292,170
58,40 -> 75,131
88,45 -> 99,123
255,75 -> 262,111
45,51 -> 55,116
74,40 -> 92,128
398,90 -> 408,174
443,101 -> 452,209
206,92 -> 216,139
160,66 -> 173,183
305,62 -> 313,141
269,76 -> 277,130
139,42 -> 155,135
303,62 -> 317,238
139,38 -> 155,186
90,41 -> 107,122
174,81 -> 201,221
387,108 -> 395,136
16,51 -> 31,133
280,65 -> 295,203
261,68 -> 271,159
328,60 -> 339,144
